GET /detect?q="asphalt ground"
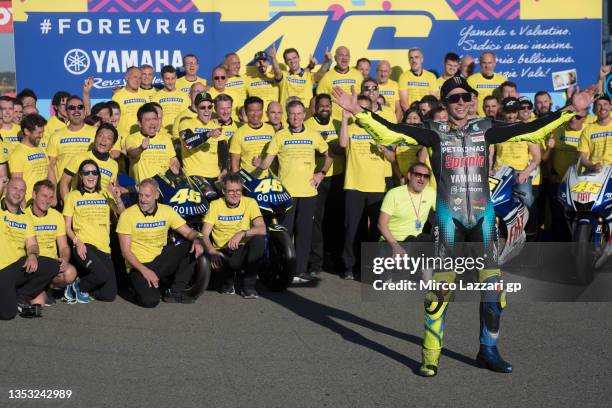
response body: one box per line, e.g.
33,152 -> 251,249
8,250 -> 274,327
1,268 -> 611,408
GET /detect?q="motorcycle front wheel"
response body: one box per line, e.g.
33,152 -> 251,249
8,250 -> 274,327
259,229 -> 296,291
574,223 -> 595,285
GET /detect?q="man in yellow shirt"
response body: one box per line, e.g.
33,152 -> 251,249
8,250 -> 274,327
117,178 -> 204,307
12,100 -> 23,126
152,65 -> 191,133
436,53 -> 460,91
172,82 -> 207,141
139,64 -> 157,102
0,178 -> 58,320
253,100 -> 332,283
224,52 -> 247,114
229,96 -> 275,178
245,51 -> 280,111
0,95 -> 22,155
112,66 -> 148,140
126,103 -> 180,182
46,95 -> 97,180
176,54 -> 208,94
534,91 -> 553,118
399,48 -> 439,111
578,95 -> 612,171
376,60 -> 402,121
9,114 -> 56,204
467,52 -> 508,117
42,91 -> 70,148
202,172 -> 266,298
266,101 -> 283,132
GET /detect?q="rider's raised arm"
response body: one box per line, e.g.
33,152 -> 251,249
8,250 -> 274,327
354,110 -> 439,147
485,110 -> 575,145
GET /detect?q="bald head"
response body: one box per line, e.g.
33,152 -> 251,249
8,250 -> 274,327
335,46 -> 351,71
377,60 -> 392,83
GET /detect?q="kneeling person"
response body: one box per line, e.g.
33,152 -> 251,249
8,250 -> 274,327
202,173 -> 266,299
117,178 -> 204,307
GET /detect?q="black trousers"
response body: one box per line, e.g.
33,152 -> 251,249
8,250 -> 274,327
282,196 -> 317,277
0,256 -> 59,320
72,244 -> 117,302
219,235 -> 265,289
547,182 -> 571,241
129,241 -> 197,308
310,174 -> 344,272
342,190 -> 384,273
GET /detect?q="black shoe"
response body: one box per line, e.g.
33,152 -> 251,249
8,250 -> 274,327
341,271 -> 355,280
293,273 -> 314,283
221,284 -> 235,295
476,345 -> 513,373
44,288 -> 58,306
18,303 -> 42,318
241,287 -> 259,299
162,289 -> 196,304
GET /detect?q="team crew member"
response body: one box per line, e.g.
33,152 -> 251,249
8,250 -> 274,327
139,64 -> 157,102
202,172 -> 266,298
460,55 -> 475,78
9,114 -> 55,204
467,52 -> 508,117
332,77 -> 590,376
0,178 -> 58,320
534,91 -> 553,117
126,103 -> 180,183
305,94 -> 344,275
398,48 -> 439,111
483,96 -> 500,119
47,95 -> 97,180
224,53 -> 248,114
253,100 -> 332,283
266,101 -> 283,132
26,180 -> 77,305
339,95 -> 390,280
378,162 -> 435,256
376,60 -> 402,121
214,94 -> 239,139
178,92 -> 226,182
59,123 -> 119,200
0,96 -> 21,155
316,46 -> 363,121
578,95 -> 612,171
229,97 -> 275,178
436,53 -> 461,89
176,54 -> 208,93
152,65 -> 190,133
245,50 -> 280,111
42,91 -> 70,148
117,178 -> 204,307
172,82 -> 207,141
63,160 -> 124,303
12,100 -> 23,126
112,66 -> 148,139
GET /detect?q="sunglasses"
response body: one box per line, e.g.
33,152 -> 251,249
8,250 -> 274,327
446,93 -> 472,104
198,104 -> 214,110
81,170 -> 99,176
214,76 -> 226,80
411,171 -> 431,179
572,114 -> 585,120
67,104 -> 85,111
520,105 -> 532,111
363,85 -> 379,91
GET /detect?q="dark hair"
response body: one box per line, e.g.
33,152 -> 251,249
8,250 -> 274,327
356,57 -> 371,67
401,107 -> 423,123
314,93 -> 332,106
427,106 -> 447,120
500,81 -> 517,91
76,159 -> 101,192
91,102 -> 112,118
244,96 -> 264,110
483,95 -> 498,104
33,179 -> 55,194
106,100 -> 120,112
161,65 -> 176,76
286,99 -> 305,112
96,123 -> 119,144
0,95 -> 14,104
66,95 -> 84,105
149,101 -> 162,111
214,93 -> 233,106
420,95 -> 439,107
137,103 -> 159,123
20,113 -> 47,134
283,48 -> 300,60
52,91 -> 70,108
13,99 -> 22,107
17,89 -> 37,103
183,54 -> 199,63
534,91 -> 551,100
361,77 -> 378,90
84,115 -> 101,126
221,172 -> 242,187
444,52 -> 460,63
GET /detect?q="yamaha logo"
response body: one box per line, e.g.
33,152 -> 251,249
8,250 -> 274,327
64,49 -> 90,75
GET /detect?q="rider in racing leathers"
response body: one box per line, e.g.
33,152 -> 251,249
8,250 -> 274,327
332,76 -> 593,376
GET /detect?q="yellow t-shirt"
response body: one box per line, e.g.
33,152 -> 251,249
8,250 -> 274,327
395,143 -> 422,176
436,75 -> 454,90
139,87 -> 157,102
229,123 -> 274,177
64,151 -> 118,191
577,122 -> 612,165
0,206 -> 35,269
220,120 -> 239,140
8,143 -> 49,202
552,125 -> 581,178
151,89 -> 190,133
112,88 -> 149,138
305,116 -> 344,177
172,107 -> 198,140
42,115 -> 67,149
467,72 -> 508,116
46,125 -> 96,179
203,196 -> 262,249
0,138 -> 7,164
494,141 -> 531,171
266,127 -> 328,197
372,106 -> 396,178
398,69 -> 438,106
245,73 -> 279,111
176,76 -> 208,94
116,203 -> 186,264
380,185 -> 436,241
344,122 -> 387,193
0,124 -> 22,155
178,118 -> 228,178
224,75 -> 247,112
125,131 -> 176,182
26,207 -> 65,259
316,68 -> 363,120
279,69 -> 314,108
62,190 -> 112,253
378,79 -> 400,111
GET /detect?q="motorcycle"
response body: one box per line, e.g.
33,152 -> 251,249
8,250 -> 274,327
558,164 -> 612,284
489,166 -> 529,265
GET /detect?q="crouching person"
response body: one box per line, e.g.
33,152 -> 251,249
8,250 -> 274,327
117,178 -> 204,307
201,172 -> 266,299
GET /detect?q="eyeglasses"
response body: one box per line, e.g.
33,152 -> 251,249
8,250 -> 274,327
67,104 -> 85,111
411,171 -> 431,179
363,86 -> 378,91
81,170 -> 99,176
214,76 -> 226,80
446,93 -> 472,104
224,189 -> 242,194
198,104 -> 214,110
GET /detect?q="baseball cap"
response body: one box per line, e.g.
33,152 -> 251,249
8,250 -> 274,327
254,51 -> 268,61
501,97 -> 520,112
518,96 -> 533,109
194,92 -> 213,106
440,76 -> 478,100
